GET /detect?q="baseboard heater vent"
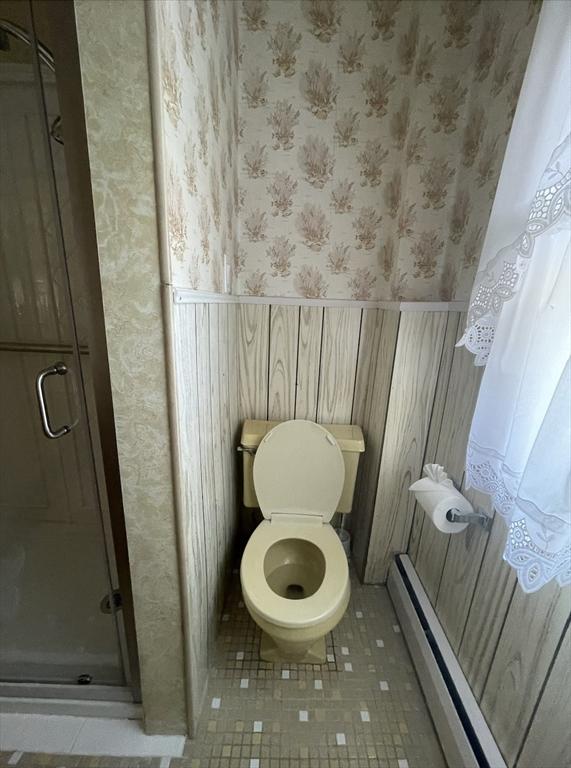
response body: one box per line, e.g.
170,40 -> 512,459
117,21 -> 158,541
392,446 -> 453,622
387,555 -> 506,768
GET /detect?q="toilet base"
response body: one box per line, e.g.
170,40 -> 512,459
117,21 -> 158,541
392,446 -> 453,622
259,631 -> 327,664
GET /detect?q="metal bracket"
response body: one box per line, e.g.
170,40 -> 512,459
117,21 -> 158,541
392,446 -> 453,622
100,589 -> 123,614
237,445 -> 257,455
446,508 -> 492,531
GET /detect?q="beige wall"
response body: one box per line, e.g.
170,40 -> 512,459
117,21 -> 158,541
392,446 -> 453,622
75,0 -> 187,734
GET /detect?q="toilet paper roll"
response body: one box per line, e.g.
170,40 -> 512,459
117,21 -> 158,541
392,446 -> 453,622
409,477 -> 473,534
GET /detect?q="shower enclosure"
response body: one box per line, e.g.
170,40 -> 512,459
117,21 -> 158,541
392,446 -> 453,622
0,0 -> 137,700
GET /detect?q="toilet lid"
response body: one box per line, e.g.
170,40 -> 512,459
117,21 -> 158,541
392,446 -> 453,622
253,420 -> 345,522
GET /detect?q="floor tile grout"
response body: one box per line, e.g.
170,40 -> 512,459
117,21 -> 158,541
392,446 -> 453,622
0,566 -> 445,768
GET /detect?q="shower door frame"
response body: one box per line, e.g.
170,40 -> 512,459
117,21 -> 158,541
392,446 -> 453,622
0,0 -> 141,704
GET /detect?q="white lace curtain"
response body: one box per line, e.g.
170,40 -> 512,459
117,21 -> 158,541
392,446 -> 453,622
458,0 -> 571,592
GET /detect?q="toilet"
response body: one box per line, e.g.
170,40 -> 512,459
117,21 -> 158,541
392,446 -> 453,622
240,419 -> 364,664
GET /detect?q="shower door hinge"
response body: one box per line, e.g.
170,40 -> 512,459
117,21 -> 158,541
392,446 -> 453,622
100,589 -> 122,614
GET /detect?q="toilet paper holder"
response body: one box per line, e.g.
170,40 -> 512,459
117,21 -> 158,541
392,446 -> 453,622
446,508 -> 492,531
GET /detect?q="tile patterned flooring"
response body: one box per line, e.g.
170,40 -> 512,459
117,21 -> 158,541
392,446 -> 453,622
0,570 -> 445,768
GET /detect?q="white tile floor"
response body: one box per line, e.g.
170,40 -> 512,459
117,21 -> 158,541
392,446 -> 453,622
0,714 -> 185,758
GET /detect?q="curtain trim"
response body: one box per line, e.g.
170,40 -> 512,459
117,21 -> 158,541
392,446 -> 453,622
458,136 -> 571,366
466,441 -> 571,593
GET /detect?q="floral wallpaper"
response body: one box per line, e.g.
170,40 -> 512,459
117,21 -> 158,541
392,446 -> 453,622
155,0 -> 239,293
236,0 -> 540,301
153,0 -> 539,301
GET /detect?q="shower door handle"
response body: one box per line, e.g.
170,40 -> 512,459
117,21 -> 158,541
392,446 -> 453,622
36,362 -> 72,439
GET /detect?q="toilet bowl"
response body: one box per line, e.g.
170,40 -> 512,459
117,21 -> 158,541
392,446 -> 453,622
240,420 -> 350,663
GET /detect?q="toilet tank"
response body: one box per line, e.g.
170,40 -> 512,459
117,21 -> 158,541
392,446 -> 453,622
240,420 -> 365,514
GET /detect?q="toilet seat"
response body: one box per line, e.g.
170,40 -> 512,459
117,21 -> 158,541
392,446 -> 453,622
253,420 -> 345,522
240,519 -> 349,629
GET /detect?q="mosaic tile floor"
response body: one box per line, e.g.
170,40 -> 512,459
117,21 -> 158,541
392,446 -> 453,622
0,569 -> 446,768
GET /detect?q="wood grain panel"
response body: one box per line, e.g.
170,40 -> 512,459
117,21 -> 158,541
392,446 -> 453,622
209,303 -> 227,619
238,304 -> 269,420
351,309 -> 382,428
365,312 -> 448,583
231,298 -> 570,768
431,329 -> 480,487
317,308 -> 362,424
195,304 -> 218,648
414,325 -> 483,603
516,624 -> 571,768
172,300 -> 241,678
351,310 -> 399,579
457,514 -> 517,699
407,313 -> 460,564
268,305 -> 299,421
295,306 -> 322,421
350,308 -> 383,544
434,487 -> 490,652
228,303 -> 241,493
481,581 -> 570,765
220,303 -> 239,564
218,303 -> 231,565
171,303 -> 208,703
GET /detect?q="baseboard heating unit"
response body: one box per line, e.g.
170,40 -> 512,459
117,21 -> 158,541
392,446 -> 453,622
387,555 -> 507,768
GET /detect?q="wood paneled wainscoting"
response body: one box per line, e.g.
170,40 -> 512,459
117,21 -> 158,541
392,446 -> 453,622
238,303 -> 363,423
167,297 -> 241,720
234,297 -> 570,768
171,293 -> 569,765
236,301 -> 458,584
232,301 -> 471,585
237,301 -> 400,548
402,315 -> 571,768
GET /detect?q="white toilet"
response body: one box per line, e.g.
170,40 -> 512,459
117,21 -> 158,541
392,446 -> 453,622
240,419 -> 364,664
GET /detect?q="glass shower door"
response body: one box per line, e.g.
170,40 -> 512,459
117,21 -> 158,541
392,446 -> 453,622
0,6 -> 125,686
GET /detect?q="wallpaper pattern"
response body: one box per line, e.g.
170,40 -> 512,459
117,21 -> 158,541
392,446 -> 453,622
155,0 -> 239,292
236,0 -> 539,301
154,0 -> 538,301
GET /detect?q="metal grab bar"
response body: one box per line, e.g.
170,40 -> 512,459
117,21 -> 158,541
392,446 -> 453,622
35,362 -> 72,439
